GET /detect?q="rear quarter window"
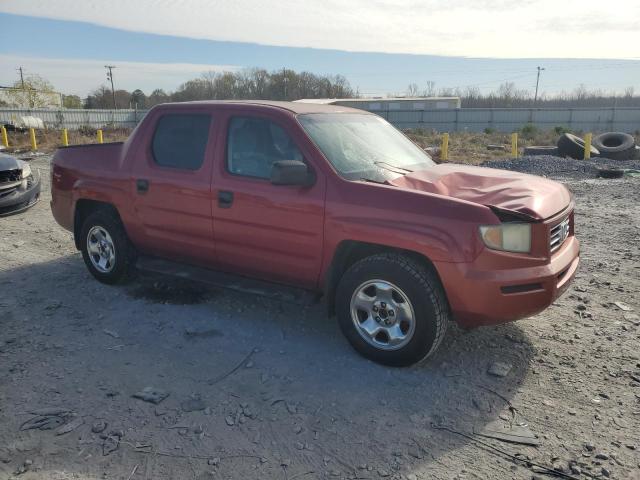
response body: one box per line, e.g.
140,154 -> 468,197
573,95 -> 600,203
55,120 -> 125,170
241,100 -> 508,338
151,114 -> 212,170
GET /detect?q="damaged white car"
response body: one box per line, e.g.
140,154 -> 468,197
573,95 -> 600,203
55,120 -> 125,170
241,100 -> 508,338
0,153 -> 41,216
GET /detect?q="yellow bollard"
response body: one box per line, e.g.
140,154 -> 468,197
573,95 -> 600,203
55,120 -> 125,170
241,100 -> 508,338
441,133 -> 449,162
511,132 -> 518,158
97,129 -> 104,144
584,133 -> 592,160
1,126 -> 8,148
62,128 -> 69,147
29,128 -> 37,151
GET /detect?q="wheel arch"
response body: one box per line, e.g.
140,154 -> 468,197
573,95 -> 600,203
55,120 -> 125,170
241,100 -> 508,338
324,240 -> 448,316
73,199 -> 122,250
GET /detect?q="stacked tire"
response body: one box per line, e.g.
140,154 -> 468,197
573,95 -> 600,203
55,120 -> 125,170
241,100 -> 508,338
592,132 -> 636,160
556,131 -> 637,160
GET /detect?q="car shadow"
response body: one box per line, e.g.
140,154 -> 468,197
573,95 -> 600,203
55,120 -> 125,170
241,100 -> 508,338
0,255 -> 536,479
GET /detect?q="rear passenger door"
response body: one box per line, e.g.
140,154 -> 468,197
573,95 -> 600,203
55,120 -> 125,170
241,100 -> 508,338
211,110 -> 326,289
129,108 -> 217,266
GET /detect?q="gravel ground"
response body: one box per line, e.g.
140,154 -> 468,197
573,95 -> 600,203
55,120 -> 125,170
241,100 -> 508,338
1,154 -> 639,480
483,155 -> 640,180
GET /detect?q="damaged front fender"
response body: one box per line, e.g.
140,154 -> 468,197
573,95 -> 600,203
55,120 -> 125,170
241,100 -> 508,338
0,155 -> 41,217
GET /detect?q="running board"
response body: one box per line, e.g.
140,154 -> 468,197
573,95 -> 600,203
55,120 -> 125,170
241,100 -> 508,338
136,256 -> 319,306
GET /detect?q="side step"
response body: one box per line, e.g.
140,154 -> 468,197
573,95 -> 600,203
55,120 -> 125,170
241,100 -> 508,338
136,256 -> 319,306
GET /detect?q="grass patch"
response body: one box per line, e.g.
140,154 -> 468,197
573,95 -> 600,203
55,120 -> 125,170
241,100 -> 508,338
405,128 -> 565,164
3,128 -> 131,153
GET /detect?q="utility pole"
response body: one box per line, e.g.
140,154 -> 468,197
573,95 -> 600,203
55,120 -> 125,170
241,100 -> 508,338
18,66 -> 25,90
17,66 -> 33,108
105,65 -> 117,109
534,66 -> 545,106
282,67 -> 287,100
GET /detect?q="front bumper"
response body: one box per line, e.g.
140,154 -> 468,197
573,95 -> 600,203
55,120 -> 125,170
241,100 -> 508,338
0,172 -> 41,216
436,235 -> 580,328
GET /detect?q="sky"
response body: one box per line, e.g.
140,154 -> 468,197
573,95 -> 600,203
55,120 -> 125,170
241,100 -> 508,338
1,0 -> 639,98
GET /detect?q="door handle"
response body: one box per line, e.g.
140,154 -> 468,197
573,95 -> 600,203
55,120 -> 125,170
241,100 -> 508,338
136,179 -> 149,194
218,190 -> 234,208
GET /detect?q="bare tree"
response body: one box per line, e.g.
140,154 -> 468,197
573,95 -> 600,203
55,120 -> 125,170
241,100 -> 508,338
573,84 -> 588,101
422,81 -> 436,97
147,89 -> 170,107
406,83 -> 420,97
78,68 -> 640,110
497,82 -> 516,100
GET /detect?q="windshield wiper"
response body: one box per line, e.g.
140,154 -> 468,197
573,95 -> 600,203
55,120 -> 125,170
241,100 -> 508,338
373,161 -> 413,173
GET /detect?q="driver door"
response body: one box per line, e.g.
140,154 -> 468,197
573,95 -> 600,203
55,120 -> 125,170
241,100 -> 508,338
211,110 -> 326,289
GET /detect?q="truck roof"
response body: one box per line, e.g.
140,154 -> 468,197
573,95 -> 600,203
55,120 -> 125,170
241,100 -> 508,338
179,100 -> 370,115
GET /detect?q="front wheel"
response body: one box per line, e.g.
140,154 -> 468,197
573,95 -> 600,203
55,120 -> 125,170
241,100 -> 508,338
80,209 -> 134,284
335,253 -> 450,367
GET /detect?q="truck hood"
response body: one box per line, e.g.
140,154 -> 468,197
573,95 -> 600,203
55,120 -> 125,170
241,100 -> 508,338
389,163 -> 571,221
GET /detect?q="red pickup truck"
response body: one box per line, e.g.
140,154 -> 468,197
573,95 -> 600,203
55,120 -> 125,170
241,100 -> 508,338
51,101 -> 579,366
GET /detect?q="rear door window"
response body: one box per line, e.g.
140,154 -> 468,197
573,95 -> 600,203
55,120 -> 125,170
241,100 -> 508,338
226,117 -> 303,179
151,114 -> 212,170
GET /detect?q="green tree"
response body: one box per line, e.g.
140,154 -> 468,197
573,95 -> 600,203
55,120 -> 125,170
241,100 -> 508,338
130,89 -> 147,109
63,95 -> 83,108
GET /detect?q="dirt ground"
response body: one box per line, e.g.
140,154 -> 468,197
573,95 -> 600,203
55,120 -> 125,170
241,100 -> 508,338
1,154 -> 639,480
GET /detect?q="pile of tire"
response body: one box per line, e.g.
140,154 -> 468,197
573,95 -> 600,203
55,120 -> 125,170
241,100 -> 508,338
555,132 -> 637,160
525,132 -> 639,160
591,132 -> 637,160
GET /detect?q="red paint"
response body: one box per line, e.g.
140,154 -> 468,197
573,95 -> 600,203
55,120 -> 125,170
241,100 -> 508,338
51,101 -> 579,327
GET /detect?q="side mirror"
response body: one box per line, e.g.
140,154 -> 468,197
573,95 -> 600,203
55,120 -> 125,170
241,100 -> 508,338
270,160 -> 315,186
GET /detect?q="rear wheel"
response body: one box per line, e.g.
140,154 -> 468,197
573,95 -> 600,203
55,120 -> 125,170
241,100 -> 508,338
80,209 -> 134,284
335,253 -> 450,366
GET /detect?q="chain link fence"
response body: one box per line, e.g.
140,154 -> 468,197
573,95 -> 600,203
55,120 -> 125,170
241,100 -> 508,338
0,108 -> 148,130
1,107 -> 638,133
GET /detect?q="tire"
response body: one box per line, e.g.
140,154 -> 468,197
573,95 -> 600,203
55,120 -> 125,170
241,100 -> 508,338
523,146 -> 559,156
592,132 -> 636,160
557,133 -> 599,159
80,209 -> 135,284
596,167 -> 624,179
335,253 -> 450,367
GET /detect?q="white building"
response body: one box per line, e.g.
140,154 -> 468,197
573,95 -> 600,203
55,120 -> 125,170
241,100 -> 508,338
295,97 -> 461,112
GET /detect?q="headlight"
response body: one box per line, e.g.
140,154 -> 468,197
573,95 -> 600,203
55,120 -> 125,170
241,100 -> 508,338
21,163 -> 32,179
479,223 -> 531,253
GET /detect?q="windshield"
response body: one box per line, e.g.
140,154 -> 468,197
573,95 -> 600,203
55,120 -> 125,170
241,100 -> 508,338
298,113 -> 434,181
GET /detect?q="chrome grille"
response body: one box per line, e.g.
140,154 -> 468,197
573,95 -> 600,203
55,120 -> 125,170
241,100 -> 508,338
550,216 -> 570,253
